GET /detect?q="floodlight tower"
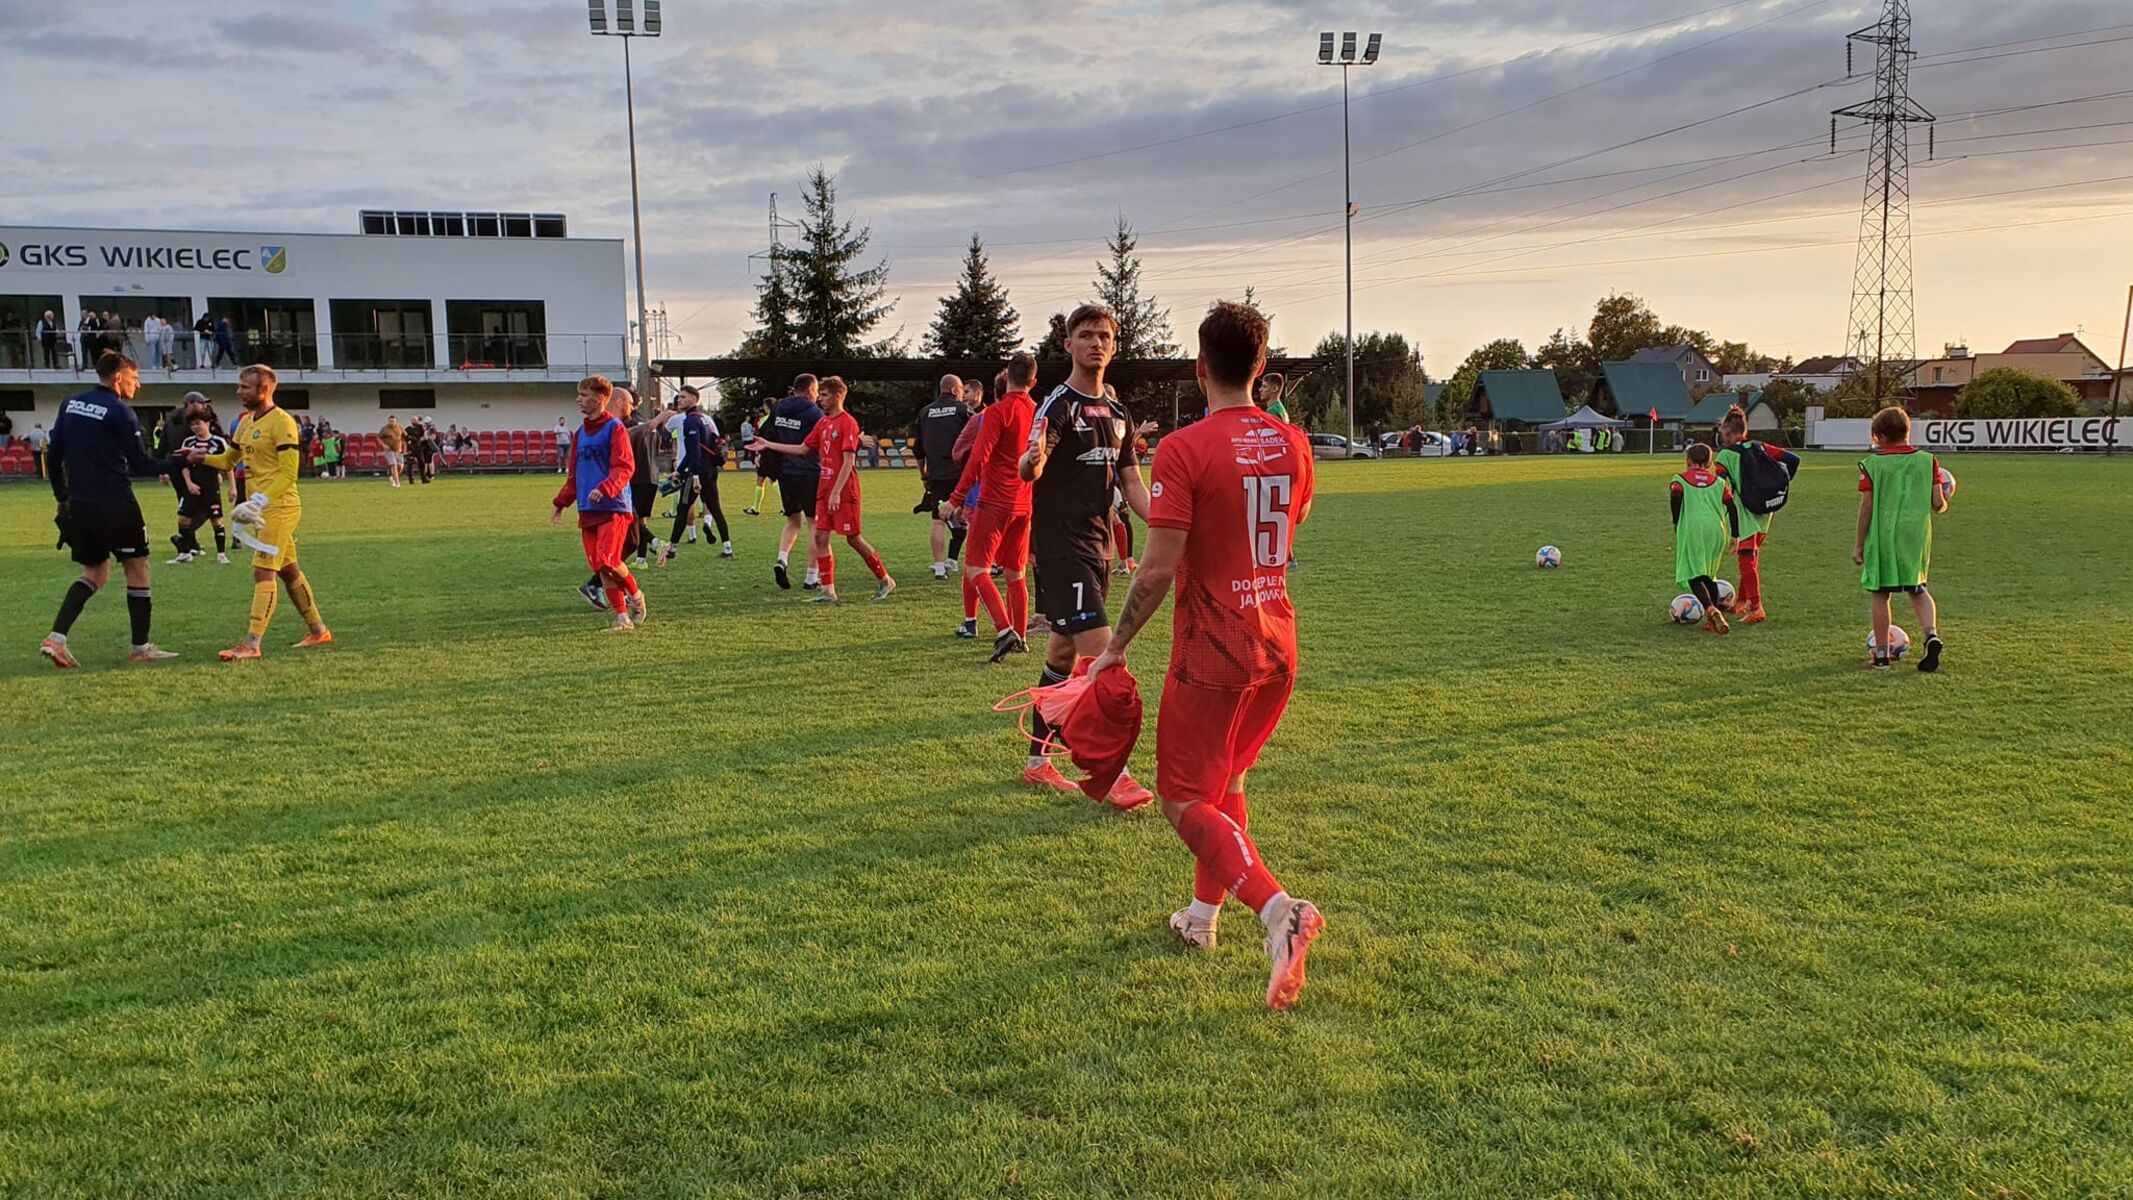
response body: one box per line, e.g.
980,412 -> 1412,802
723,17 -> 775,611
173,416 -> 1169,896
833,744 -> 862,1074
1832,0 -> 1932,407
1319,31 -> 1380,452
589,0 -> 661,400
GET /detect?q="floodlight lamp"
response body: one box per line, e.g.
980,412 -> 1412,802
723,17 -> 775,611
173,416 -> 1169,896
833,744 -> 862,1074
1341,32 -> 1357,63
643,0 -> 661,36
616,0 -> 634,34
1318,32 -> 1335,64
1363,34 -> 1382,64
587,0 -> 606,33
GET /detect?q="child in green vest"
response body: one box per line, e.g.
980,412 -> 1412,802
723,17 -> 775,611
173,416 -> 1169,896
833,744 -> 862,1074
1714,404 -> 1800,623
1671,442 -> 1741,635
1854,405 -> 1949,671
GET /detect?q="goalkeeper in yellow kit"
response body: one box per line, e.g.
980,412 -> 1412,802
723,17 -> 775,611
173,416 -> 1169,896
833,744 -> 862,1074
204,364 -> 332,660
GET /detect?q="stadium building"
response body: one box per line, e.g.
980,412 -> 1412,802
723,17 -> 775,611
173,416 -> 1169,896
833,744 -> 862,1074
0,213 -> 626,438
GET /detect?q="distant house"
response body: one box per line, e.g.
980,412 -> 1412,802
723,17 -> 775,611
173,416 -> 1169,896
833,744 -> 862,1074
1686,389 -> 1778,432
1773,355 -> 1861,393
1906,334 -> 2119,414
1469,370 -> 1567,426
1628,344 -> 1722,392
1591,362 -> 1697,424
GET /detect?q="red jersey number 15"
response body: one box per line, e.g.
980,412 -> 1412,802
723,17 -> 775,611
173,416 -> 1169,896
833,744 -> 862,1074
1244,475 -> 1293,568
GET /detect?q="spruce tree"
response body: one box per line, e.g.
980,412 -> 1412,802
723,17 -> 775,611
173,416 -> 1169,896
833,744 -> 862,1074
1093,214 -> 1176,359
786,166 -> 894,356
925,234 -> 1021,360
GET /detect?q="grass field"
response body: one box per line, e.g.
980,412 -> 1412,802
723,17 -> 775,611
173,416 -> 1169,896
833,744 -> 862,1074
3,452 -> 2130,1199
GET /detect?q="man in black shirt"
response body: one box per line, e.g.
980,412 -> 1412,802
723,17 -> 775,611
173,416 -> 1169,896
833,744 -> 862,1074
764,374 -> 823,590
1014,303 -> 1153,806
912,373 -> 972,580
39,352 -> 201,668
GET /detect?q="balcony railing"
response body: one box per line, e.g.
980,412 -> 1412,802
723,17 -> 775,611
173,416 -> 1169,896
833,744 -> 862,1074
0,330 -> 627,377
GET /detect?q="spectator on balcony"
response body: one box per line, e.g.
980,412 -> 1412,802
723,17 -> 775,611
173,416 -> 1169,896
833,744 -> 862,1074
77,311 -> 100,366
36,310 -> 61,369
212,317 -> 236,369
154,313 -> 177,369
194,314 -> 215,367
141,315 -> 165,370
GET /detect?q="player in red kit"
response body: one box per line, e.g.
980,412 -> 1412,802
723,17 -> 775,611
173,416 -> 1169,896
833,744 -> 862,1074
1088,300 -> 1323,1010
550,375 -> 644,630
750,376 -> 894,603
945,350 -> 1038,661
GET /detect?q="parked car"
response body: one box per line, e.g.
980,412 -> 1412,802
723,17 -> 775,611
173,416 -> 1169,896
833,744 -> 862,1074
1309,433 -> 1378,460
1375,431 -> 1456,458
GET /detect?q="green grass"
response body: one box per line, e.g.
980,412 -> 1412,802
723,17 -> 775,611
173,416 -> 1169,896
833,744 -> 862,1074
3,453 -> 2130,1199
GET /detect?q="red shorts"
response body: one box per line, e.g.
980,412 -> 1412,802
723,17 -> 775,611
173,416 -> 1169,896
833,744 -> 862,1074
818,486 -> 862,536
1737,533 -> 1766,552
578,511 -> 631,572
964,506 -> 1030,570
1156,674 -> 1295,806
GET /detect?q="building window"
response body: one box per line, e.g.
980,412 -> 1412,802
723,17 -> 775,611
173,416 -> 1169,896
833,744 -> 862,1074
329,300 -> 434,370
276,388 -> 311,411
446,300 -> 546,369
471,213 -> 501,237
381,387 -> 436,409
533,214 -> 568,239
206,297 -> 320,370
440,214 -> 466,237
503,214 -> 533,239
1694,368 -> 1709,383
1,294 -> 67,369
0,389 -> 34,412
361,211 -> 392,235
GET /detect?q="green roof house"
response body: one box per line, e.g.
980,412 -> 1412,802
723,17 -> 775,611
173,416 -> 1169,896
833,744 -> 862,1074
1592,361 -> 1696,422
1471,370 -> 1567,426
1686,389 -> 1778,431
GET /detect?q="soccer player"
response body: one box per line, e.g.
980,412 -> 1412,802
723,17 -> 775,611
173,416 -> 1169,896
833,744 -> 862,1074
1670,442 -> 1741,636
205,364 -> 334,660
1713,404 -> 1800,623
913,374 -> 972,580
577,386 -> 663,607
1255,371 -> 1289,422
661,385 -> 734,562
1086,300 -> 1324,1009
1015,304 -> 1152,806
1855,405 -> 1948,672
946,353 -> 1036,649
750,376 -> 894,602
551,375 -> 645,630
168,403 -> 232,565
38,351 -> 200,668
762,375 -> 824,590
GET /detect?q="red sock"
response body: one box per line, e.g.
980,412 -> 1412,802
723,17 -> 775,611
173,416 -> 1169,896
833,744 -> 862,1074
604,587 -> 627,612
1175,799 -> 1280,914
621,571 -> 641,598
815,554 -> 835,587
1113,518 -> 1131,558
1192,791 -> 1251,905
962,575 -> 980,619
973,573 -> 1010,631
1739,550 -> 1762,609
1007,576 -> 1029,633
860,547 -> 887,581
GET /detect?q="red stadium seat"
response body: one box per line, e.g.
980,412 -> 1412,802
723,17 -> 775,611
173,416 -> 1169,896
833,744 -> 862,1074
0,447 -> 30,476
476,447 -> 495,467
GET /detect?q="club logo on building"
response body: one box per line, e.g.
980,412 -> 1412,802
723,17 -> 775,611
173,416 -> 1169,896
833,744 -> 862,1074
0,243 -> 9,269
261,246 -> 287,275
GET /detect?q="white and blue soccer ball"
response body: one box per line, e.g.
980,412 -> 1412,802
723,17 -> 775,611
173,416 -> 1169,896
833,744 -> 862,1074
1670,594 -> 1705,624
1937,465 -> 1957,501
1713,579 -> 1736,610
1536,545 -> 1562,569
1868,625 -> 1911,660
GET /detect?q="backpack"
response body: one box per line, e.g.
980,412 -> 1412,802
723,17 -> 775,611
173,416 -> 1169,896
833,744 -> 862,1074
1730,441 -> 1792,515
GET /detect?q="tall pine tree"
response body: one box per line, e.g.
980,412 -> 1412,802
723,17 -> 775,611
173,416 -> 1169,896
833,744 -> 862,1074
925,234 -> 1021,360
1093,214 -> 1176,359
786,166 -> 894,357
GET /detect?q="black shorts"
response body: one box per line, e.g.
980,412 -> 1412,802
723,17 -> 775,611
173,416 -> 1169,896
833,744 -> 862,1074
779,475 -> 817,519
922,476 -> 958,510
755,452 -> 780,481
1036,553 -> 1111,636
65,500 -> 149,567
1873,583 -> 1931,596
631,481 -> 656,518
178,493 -> 224,524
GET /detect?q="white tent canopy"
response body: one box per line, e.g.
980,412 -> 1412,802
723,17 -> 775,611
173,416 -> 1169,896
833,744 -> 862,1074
1541,405 -> 1631,431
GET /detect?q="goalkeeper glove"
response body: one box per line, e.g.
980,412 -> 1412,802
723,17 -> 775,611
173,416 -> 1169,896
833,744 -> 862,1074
232,492 -> 270,526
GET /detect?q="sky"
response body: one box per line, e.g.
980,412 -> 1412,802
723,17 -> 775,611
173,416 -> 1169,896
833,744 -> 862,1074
4,0 -> 2130,375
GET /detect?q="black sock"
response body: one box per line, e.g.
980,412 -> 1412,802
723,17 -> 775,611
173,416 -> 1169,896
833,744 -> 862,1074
1689,577 -> 1719,611
52,579 -> 96,636
585,573 -> 600,590
947,524 -> 967,562
126,587 -> 151,645
213,525 -> 227,554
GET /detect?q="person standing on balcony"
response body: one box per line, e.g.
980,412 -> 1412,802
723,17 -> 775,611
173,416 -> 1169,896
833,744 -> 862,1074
36,310 -> 61,369
213,317 -> 236,369
194,314 -> 215,368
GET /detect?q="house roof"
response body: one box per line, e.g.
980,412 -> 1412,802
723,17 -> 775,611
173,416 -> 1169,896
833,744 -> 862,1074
1627,345 -> 1705,365
1471,370 -> 1567,424
1789,355 -> 1857,376
1592,361 -> 1697,420
1687,389 -> 1764,423
2003,333 -> 2077,355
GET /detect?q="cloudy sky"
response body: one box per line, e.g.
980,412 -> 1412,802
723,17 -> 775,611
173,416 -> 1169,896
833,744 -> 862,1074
5,0 -> 2130,372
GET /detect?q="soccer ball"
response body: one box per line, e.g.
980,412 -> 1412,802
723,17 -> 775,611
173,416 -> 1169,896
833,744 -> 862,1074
1670,594 -> 1705,624
1713,579 -> 1736,610
1536,545 -> 1562,569
1937,465 -> 1956,500
1868,625 -> 1911,660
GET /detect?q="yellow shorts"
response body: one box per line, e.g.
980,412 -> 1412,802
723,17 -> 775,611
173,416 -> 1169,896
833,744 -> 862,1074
251,509 -> 301,571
